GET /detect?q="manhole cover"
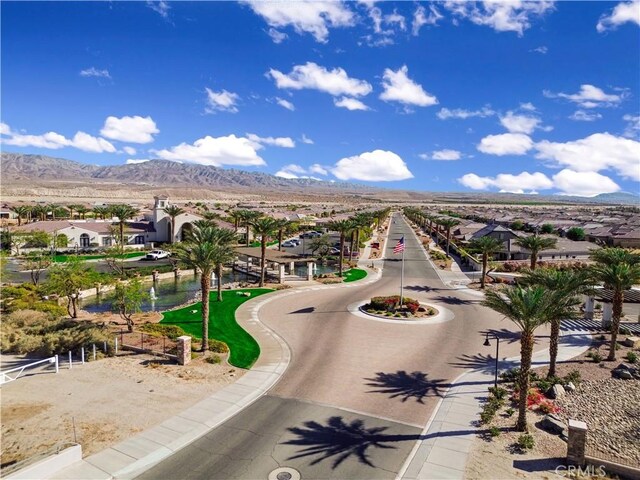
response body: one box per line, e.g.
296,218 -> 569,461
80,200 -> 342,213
268,467 -> 301,480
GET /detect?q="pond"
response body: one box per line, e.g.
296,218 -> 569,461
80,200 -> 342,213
80,271 -> 252,313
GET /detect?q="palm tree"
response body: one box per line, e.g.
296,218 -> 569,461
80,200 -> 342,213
47,204 -> 60,220
75,205 -> 89,219
515,234 -> 557,270
227,210 -> 243,233
92,206 -> 108,220
326,219 -> 354,278
211,228 -> 237,301
66,204 -> 80,220
12,205 -> 31,226
520,269 -> 591,377
589,248 -> 640,361
172,223 -> 227,352
163,204 -> 186,244
251,217 -> 280,287
349,213 -> 372,261
274,219 -> 292,251
437,218 -> 460,257
483,286 -> 569,431
237,210 -> 263,247
31,205 -> 47,222
109,204 -> 139,252
468,236 -> 503,289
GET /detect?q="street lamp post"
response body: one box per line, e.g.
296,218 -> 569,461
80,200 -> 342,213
483,333 -> 500,389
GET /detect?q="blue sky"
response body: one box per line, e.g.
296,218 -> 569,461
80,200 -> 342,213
2,1 -> 639,196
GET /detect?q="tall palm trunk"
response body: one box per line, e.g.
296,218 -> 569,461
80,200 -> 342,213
517,333 -> 534,432
170,218 -> 176,244
200,273 -> 211,352
119,223 -> 125,253
216,263 -> 223,302
609,289 -> 623,361
548,319 -> 560,378
530,248 -> 538,270
338,233 -> 345,277
481,253 -> 488,289
446,227 -> 451,256
246,222 -> 251,247
350,231 -> 356,262
278,229 -> 283,251
260,237 -> 267,287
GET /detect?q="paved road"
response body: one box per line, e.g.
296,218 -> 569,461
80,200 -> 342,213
139,213 -> 549,479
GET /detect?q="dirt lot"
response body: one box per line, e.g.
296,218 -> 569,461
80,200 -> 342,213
0,351 -> 244,468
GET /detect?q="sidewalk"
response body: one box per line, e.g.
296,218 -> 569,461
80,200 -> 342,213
398,326 -> 592,480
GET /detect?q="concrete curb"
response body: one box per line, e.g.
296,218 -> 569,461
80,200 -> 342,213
397,326 -> 593,480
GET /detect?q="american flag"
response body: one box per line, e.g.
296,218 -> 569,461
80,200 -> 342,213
393,236 -> 405,254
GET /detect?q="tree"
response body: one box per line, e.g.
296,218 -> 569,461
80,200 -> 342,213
349,213 -> 372,261
24,252 -> 52,285
109,204 -> 139,252
275,219 -> 296,251
113,278 -> 149,332
93,206 -> 109,220
510,220 -> 525,231
237,210 -> 263,246
309,234 -> 333,264
566,227 -> 585,241
515,234 -> 557,270
483,286 -> 569,431
172,223 -> 226,352
45,258 -> 91,318
31,205 -> 47,222
589,248 -> 640,361
227,210 -> 243,233
468,237 -> 503,289
326,219 -> 353,278
540,224 -> 554,234
66,204 -> 80,220
209,227 -> 236,302
12,206 -> 31,226
437,218 -> 460,257
1,230 -> 13,252
55,233 -> 69,248
520,269 -> 591,377
75,205 -> 90,220
163,205 -> 186,244
251,217 -> 280,287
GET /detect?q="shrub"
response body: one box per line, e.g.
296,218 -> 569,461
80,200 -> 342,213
489,426 -> 501,437
369,295 -> 419,313
564,370 -> 582,385
505,407 -> 515,417
538,400 -> 559,414
208,339 -> 229,353
427,308 -> 435,315
488,386 -> 508,400
139,323 -> 187,340
517,434 -> 535,450
587,351 -> 603,363
625,351 -> 638,364
206,354 -> 222,364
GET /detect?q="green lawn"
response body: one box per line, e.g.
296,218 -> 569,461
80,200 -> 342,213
342,268 -> 367,282
248,239 -> 279,248
160,288 -> 273,369
52,252 -> 145,263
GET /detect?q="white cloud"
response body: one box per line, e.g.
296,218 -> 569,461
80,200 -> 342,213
437,106 -> 495,119
0,123 -> 10,135
597,0 -> 640,32
301,134 -> 314,144
544,84 -> 623,108
150,135 -> 266,167
535,133 -> 640,181
1,124 -> 116,153
146,0 -> 170,18
205,88 -> 240,114
334,97 -> 370,111
243,0 -> 355,43
79,67 -> 111,79
444,0 -> 555,36
275,163 -> 327,179
267,28 -> 288,43
623,114 -> 640,138
569,110 -> 602,122
126,159 -> 151,165
478,133 -> 533,156
123,146 -> 137,155
520,102 -> 537,111
459,171 -> 553,193
412,4 -> 443,35
499,111 -> 541,134
309,163 -> 327,175
552,169 -> 620,197
268,62 -> 372,97
379,65 -> 438,108
275,97 -> 295,111
331,149 -> 413,181
100,115 -> 159,144
246,133 -> 295,148
422,149 -> 462,161
530,46 -> 548,54
384,10 -> 406,31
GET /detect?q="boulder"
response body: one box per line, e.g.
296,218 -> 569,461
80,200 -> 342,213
540,414 -> 565,435
564,381 -> 576,392
622,336 -> 640,348
612,369 -> 633,380
548,384 -> 566,399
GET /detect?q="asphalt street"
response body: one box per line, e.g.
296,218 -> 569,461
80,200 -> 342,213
136,213 -> 548,479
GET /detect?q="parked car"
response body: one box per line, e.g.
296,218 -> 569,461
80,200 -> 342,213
300,231 -> 322,238
146,249 -> 170,260
281,240 -> 299,248
328,247 -> 340,255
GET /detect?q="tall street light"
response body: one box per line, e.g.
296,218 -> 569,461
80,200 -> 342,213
483,333 -> 500,389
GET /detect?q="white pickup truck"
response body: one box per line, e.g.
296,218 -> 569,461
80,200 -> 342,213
146,249 -> 171,260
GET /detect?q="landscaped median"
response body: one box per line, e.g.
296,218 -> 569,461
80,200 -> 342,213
52,251 -> 146,263
342,268 -> 367,282
160,288 -> 273,369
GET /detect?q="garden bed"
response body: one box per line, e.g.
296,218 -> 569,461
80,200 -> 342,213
360,295 -> 438,320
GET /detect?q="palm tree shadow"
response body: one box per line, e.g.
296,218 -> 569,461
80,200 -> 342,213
283,416 -> 420,469
364,370 -> 447,403
480,328 -> 521,345
450,353 -> 496,373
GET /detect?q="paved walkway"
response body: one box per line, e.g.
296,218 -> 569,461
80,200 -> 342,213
398,326 -> 592,480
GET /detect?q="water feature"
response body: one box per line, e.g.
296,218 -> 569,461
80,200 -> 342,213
80,270 -> 252,313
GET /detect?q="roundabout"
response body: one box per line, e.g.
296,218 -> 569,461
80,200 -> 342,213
347,298 -> 454,324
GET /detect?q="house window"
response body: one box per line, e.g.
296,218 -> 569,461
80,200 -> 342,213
134,235 -> 145,245
79,233 -> 90,247
102,237 -> 112,247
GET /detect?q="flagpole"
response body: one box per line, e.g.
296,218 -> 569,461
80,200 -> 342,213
399,238 -> 405,309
